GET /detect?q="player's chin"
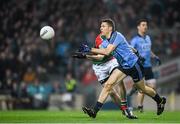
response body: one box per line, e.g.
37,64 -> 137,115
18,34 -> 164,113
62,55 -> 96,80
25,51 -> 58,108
101,32 -> 105,35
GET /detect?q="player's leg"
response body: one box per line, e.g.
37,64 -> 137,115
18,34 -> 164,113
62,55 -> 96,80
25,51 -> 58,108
145,67 -> 156,90
137,91 -> 144,112
83,69 -> 137,119
83,69 -> 123,118
137,79 -> 156,111
126,61 -> 166,115
115,80 -> 128,110
128,85 -> 138,96
108,59 -> 128,111
83,69 -> 125,118
115,81 -> 137,119
101,80 -> 128,113
83,59 -> 136,118
137,68 -> 156,112
134,80 -> 155,96
97,69 -> 125,103
137,79 -> 156,112
146,79 -> 156,90
84,61 -> 123,118
109,88 -> 121,108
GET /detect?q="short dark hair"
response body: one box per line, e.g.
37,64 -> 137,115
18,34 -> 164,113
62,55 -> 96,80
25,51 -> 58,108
137,18 -> 149,26
101,18 -> 115,31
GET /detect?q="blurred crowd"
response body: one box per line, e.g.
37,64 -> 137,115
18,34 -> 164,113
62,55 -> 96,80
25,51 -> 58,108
0,0 -> 180,109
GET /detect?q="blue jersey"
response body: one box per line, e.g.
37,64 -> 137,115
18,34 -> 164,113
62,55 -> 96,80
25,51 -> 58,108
130,34 -> 152,67
106,31 -> 138,69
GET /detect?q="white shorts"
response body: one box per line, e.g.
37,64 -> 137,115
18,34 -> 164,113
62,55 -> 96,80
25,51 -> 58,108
92,58 -> 119,82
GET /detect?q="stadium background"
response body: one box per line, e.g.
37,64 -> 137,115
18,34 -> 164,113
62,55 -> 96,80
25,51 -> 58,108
0,0 -> 180,112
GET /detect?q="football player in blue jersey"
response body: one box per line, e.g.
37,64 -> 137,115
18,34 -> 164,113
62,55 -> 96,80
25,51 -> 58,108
78,18 -> 166,118
73,34 -> 137,119
129,18 -> 161,112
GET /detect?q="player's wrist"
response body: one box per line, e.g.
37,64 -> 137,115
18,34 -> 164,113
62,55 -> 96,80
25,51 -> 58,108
154,55 -> 161,65
72,52 -> 87,59
154,55 -> 158,58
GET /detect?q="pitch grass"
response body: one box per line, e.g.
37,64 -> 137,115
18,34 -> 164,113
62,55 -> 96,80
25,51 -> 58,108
0,110 -> 180,123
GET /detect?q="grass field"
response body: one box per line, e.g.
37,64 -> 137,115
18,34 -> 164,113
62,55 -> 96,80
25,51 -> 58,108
0,110 -> 180,123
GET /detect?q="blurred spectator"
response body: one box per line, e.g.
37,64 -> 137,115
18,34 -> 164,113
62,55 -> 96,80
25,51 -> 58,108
82,67 -> 97,86
23,67 -> 36,84
52,80 -> 64,94
26,77 -> 50,109
170,35 -> 180,57
65,73 -> 77,93
81,67 -> 97,107
64,73 -> 77,108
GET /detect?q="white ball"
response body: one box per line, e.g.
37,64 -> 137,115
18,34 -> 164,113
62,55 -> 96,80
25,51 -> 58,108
40,26 -> 55,40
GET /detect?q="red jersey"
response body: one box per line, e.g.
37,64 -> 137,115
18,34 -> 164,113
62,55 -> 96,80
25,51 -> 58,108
95,34 -> 103,48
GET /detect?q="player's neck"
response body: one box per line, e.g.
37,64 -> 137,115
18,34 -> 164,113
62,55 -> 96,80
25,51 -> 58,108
106,31 -> 113,39
138,31 -> 145,37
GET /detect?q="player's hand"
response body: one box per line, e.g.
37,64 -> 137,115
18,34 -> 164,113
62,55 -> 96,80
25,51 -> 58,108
72,52 -> 86,59
134,50 -> 145,64
78,43 -> 91,53
139,55 -> 145,64
154,56 -> 161,65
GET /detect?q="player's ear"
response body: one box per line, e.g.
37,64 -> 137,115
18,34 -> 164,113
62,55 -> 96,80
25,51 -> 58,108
137,25 -> 140,30
109,26 -> 113,32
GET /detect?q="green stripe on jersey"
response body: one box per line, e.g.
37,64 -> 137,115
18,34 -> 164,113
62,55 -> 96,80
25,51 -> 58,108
92,55 -> 113,65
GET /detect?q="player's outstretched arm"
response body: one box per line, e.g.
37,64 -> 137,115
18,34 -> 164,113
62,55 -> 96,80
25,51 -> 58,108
91,44 -> 116,56
86,54 -> 105,61
78,42 -> 116,56
72,51 -> 105,61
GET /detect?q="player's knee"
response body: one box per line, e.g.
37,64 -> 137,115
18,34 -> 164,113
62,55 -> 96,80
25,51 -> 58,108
146,79 -> 156,84
138,87 -> 146,94
104,83 -> 113,92
109,89 -> 114,95
146,79 -> 156,89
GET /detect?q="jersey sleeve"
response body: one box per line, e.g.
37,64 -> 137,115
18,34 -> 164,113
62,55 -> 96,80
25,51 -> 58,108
147,35 -> 152,44
109,32 -> 124,47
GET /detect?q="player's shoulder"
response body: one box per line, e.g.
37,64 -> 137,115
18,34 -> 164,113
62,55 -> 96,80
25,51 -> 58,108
95,34 -> 102,41
130,34 -> 140,42
116,31 -> 124,37
132,34 -> 140,39
115,31 -> 127,40
145,34 -> 151,39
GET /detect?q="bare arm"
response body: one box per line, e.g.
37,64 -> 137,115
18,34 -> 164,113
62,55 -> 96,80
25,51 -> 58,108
86,54 -> 105,61
151,51 -> 161,65
91,44 -> 116,56
151,51 -> 156,58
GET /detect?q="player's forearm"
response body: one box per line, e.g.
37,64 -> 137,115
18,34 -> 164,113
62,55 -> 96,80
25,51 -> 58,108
130,46 -> 137,53
151,51 -> 156,58
91,48 -> 111,56
86,54 -> 104,61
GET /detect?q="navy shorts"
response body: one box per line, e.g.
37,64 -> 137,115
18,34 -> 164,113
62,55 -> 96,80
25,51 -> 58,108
144,67 -> 154,80
120,60 -> 144,83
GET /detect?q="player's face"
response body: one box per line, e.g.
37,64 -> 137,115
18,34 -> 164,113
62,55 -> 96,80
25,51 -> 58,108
100,22 -> 112,36
138,22 -> 148,34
